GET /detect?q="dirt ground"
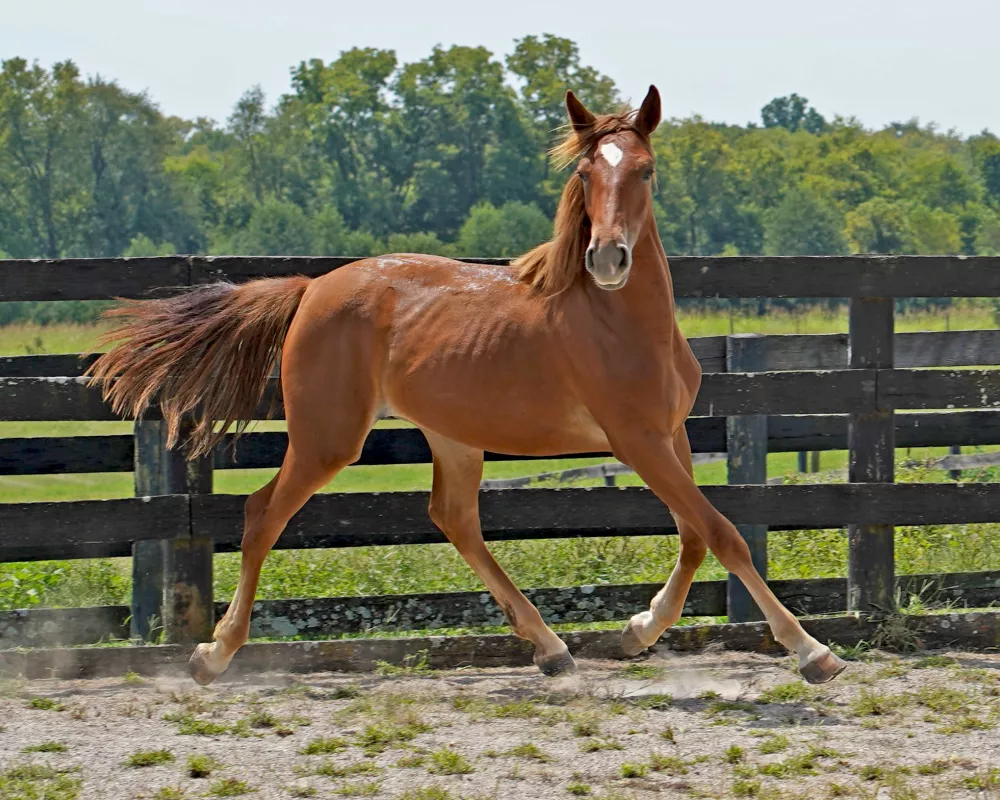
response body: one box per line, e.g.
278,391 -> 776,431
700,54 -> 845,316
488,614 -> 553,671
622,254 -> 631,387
1,648 -> 999,800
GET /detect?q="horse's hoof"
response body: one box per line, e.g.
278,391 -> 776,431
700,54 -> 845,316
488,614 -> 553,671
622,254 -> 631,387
799,648 -> 848,685
621,621 -> 649,657
188,643 -> 224,687
535,648 -> 578,677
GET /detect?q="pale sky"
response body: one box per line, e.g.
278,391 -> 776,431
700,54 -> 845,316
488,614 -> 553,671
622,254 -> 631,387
5,0 -> 999,136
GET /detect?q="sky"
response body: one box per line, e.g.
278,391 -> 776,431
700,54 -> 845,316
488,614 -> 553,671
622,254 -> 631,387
5,0 -> 999,136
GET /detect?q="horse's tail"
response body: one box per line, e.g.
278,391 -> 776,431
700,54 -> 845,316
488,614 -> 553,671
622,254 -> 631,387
86,276 -> 311,458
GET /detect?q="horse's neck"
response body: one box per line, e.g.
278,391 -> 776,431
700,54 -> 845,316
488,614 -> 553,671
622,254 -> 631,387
618,223 -> 678,326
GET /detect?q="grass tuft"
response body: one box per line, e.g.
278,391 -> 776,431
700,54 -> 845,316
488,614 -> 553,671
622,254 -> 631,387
124,749 -> 174,768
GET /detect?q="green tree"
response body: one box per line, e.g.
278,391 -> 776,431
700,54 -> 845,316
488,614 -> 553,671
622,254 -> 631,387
907,205 -> 962,253
761,94 -> 827,134
845,198 -> 914,253
763,188 -> 847,255
123,234 -> 175,257
385,231 -> 452,256
233,197 -> 314,255
454,201 -> 550,257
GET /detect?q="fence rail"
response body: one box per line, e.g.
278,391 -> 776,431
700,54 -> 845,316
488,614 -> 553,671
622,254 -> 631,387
2,255 -> 1000,652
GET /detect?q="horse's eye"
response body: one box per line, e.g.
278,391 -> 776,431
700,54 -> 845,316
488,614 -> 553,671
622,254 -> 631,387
578,171 -> 588,183
642,169 -> 654,182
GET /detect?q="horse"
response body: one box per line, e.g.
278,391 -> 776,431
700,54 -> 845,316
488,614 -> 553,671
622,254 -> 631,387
87,85 -> 847,687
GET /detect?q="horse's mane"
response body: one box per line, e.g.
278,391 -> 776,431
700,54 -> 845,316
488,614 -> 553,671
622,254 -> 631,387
514,109 -> 651,296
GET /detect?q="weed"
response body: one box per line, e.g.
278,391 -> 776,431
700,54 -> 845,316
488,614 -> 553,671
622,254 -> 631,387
153,789 -> 185,800
849,689 -> 910,717
724,746 -> 744,764
187,754 -> 221,778
916,759 -> 951,775
936,714 -> 993,734
285,787 -> 317,798
659,726 -> 675,744
649,753 -> 689,775
331,684 -> 362,699
732,778 -> 762,797
629,694 -> 673,711
26,697 -> 64,711
428,748 -> 474,775
507,743 -> 553,762
914,654 -> 957,668
300,736 -> 349,755
356,719 -> 430,755
0,763 -> 81,800
619,762 -> 648,779
579,738 -> 624,753
247,708 -> 281,729
397,754 -> 426,768
22,741 -> 67,753
757,682 -> 813,704
616,663 -> 665,680
207,777 -> 253,796
163,712 -> 229,736
313,761 -> 382,779
123,670 -> 145,685
962,768 -> 1000,791
758,734 -> 790,754
567,781 -> 592,795
571,716 -> 601,737
334,782 -> 381,797
396,788 -> 454,800
124,749 -> 174,768
375,651 -> 434,677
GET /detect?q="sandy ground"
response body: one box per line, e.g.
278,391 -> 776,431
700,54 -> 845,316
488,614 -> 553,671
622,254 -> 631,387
1,648 -> 999,800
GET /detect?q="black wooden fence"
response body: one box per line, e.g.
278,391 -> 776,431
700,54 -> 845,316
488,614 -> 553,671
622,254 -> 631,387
3,255 -> 1000,650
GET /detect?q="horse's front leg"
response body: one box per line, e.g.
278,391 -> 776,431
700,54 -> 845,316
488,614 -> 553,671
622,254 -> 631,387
612,426 -> 847,684
621,424 -> 707,655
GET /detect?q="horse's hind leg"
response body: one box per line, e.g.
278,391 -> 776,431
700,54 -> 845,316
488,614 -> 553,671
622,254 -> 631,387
189,316 -> 377,685
188,445 -> 351,685
423,430 -> 576,677
621,426 -> 707,655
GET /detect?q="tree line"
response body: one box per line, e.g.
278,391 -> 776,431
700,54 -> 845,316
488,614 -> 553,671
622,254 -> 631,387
2,35 -> 1000,320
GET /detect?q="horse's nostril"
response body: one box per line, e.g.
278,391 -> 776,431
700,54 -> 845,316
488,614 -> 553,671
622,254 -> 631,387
616,245 -> 629,268
585,247 -> 595,270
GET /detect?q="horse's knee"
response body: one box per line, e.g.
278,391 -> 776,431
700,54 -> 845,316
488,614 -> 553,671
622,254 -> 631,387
702,517 -> 753,574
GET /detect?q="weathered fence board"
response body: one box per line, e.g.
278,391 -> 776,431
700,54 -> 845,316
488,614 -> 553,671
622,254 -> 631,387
4,570 -> 998,649
6,412 -> 1000,476
5,483 -> 1000,561
847,297 -> 896,615
8,329 -> 1000,380
7,255 -> 1000,301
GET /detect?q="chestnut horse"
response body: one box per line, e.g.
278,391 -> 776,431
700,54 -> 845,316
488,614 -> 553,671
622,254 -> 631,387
88,86 -> 847,686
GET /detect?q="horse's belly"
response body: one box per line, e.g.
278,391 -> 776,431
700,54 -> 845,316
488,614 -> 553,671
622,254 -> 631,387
385,381 -> 610,457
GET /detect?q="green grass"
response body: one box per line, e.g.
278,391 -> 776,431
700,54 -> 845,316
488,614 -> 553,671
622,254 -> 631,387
207,778 -> 253,796
300,736 -> 349,755
187,754 -> 221,778
124,749 -> 174,768
0,763 -> 81,800
427,749 -> 474,775
22,741 -> 67,753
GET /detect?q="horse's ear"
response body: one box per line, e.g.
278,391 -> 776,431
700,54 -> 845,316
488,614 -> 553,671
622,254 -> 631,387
635,85 -> 661,136
566,90 -> 596,132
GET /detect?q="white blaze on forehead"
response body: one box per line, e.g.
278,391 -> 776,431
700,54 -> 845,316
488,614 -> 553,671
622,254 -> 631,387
599,141 -> 624,168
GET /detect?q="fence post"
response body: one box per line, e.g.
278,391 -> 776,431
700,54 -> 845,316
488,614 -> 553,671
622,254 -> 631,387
132,418 -> 214,644
847,298 -> 895,616
725,333 -> 768,623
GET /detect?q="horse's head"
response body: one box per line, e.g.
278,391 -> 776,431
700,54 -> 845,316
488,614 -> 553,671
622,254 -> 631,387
565,86 -> 660,290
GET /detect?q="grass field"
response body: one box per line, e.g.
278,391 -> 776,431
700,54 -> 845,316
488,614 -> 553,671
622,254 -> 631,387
2,307 -> 999,627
